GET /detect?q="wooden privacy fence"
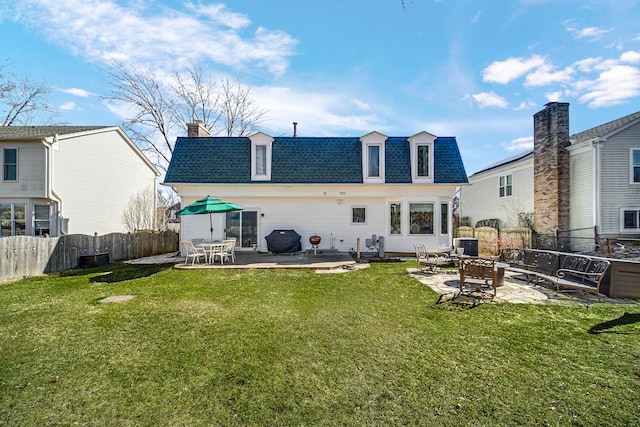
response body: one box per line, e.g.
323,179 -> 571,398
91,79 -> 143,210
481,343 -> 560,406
454,226 -> 532,255
0,231 -> 179,283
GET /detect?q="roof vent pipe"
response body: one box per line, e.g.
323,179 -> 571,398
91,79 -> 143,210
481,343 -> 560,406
293,122 -> 298,138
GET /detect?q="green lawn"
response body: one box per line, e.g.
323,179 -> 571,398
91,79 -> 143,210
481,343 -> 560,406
1,261 -> 639,426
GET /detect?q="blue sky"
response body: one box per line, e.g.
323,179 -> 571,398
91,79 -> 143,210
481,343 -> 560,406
1,0 -> 639,174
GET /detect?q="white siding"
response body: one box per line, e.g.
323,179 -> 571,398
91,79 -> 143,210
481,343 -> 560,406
0,142 -> 46,197
598,123 -> 640,237
53,129 -> 157,235
174,183 -> 458,254
459,157 -> 534,228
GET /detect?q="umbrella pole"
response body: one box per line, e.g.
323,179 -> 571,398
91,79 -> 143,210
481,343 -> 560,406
210,213 -> 214,242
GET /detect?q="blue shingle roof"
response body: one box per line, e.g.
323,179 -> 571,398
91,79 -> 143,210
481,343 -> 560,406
164,135 -> 468,185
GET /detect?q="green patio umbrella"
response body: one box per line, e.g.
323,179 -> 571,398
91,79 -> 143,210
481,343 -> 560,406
176,195 -> 243,241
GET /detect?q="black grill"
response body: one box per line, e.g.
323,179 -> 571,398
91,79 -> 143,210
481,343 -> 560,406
265,229 -> 302,254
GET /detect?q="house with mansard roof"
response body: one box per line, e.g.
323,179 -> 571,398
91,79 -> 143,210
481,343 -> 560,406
0,126 -> 159,237
459,102 -> 640,251
163,123 -> 469,254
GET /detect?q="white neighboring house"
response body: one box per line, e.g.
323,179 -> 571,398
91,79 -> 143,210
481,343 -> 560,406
459,102 -> 640,250
0,126 -> 159,237
163,124 -> 469,254
458,151 -> 534,229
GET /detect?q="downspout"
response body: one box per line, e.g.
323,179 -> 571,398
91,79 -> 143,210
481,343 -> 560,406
592,139 -> 601,235
42,136 -> 64,235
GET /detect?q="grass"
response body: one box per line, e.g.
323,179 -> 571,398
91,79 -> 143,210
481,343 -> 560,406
1,261 -> 639,426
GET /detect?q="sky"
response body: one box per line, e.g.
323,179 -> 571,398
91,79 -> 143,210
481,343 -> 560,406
0,0 -> 639,175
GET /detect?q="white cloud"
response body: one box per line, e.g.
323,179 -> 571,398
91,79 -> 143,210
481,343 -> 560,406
468,91 -> 508,108
482,55 -> 546,84
351,99 -> 371,111
524,64 -> 573,87
10,0 -> 297,75
252,86 -> 383,136
563,20 -> 610,41
545,91 -> 563,102
59,102 -> 76,111
503,136 -> 533,152
578,65 -> 640,107
621,50 -> 640,63
514,101 -> 536,111
59,87 -> 93,97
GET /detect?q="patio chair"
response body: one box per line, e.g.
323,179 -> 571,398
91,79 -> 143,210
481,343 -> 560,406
182,240 -> 207,265
414,242 -> 450,273
458,257 -> 496,297
212,240 -> 236,265
222,238 -> 237,262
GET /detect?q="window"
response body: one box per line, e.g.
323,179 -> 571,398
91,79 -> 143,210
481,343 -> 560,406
499,174 -> 512,197
632,149 -> 640,183
409,203 -> 434,235
408,132 -> 435,183
34,204 -> 50,237
417,145 -> 430,177
3,148 -> 17,181
255,145 -> 267,175
0,203 -> 26,236
360,132 -> 386,183
368,145 -> 381,178
390,203 -> 401,235
440,203 -> 448,235
352,207 -> 366,224
621,208 -> 640,232
249,132 -> 273,181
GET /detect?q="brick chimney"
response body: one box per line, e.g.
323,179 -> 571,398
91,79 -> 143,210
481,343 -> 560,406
187,120 -> 211,137
533,102 -> 571,237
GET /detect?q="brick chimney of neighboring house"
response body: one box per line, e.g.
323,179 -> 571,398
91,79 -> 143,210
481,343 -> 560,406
187,120 -> 211,137
533,102 -> 571,238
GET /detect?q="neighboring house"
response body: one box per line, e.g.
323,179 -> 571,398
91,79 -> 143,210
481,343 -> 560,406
163,123 -> 468,254
458,150 -> 533,228
459,102 -> 640,250
0,126 -> 159,237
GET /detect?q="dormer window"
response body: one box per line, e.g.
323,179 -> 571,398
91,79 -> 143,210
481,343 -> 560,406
360,131 -> 386,184
409,132 -> 435,183
249,132 -> 274,181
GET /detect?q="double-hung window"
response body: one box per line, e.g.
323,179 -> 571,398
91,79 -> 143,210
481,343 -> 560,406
34,204 -> 51,237
3,148 -> 17,181
0,203 -> 26,236
367,145 -> 381,178
499,174 -> 512,197
631,149 -> 640,183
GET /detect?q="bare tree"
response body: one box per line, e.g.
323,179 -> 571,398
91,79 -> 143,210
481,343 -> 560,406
219,77 -> 267,137
122,186 -> 156,232
105,62 -> 267,172
0,63 -> 58,126
156,188 -> 180,230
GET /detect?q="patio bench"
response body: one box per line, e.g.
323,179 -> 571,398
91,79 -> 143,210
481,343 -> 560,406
500,248 -> 610,301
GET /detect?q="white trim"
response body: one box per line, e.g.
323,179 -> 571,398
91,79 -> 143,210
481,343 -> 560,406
351,205 -> 367,224
249,132 -> 274,181
620,207 -> 640,233
359,131 -> 386,184
408,131 -> 435,183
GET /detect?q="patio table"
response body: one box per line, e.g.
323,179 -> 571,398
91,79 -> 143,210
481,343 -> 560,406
198,242 -> 224,264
